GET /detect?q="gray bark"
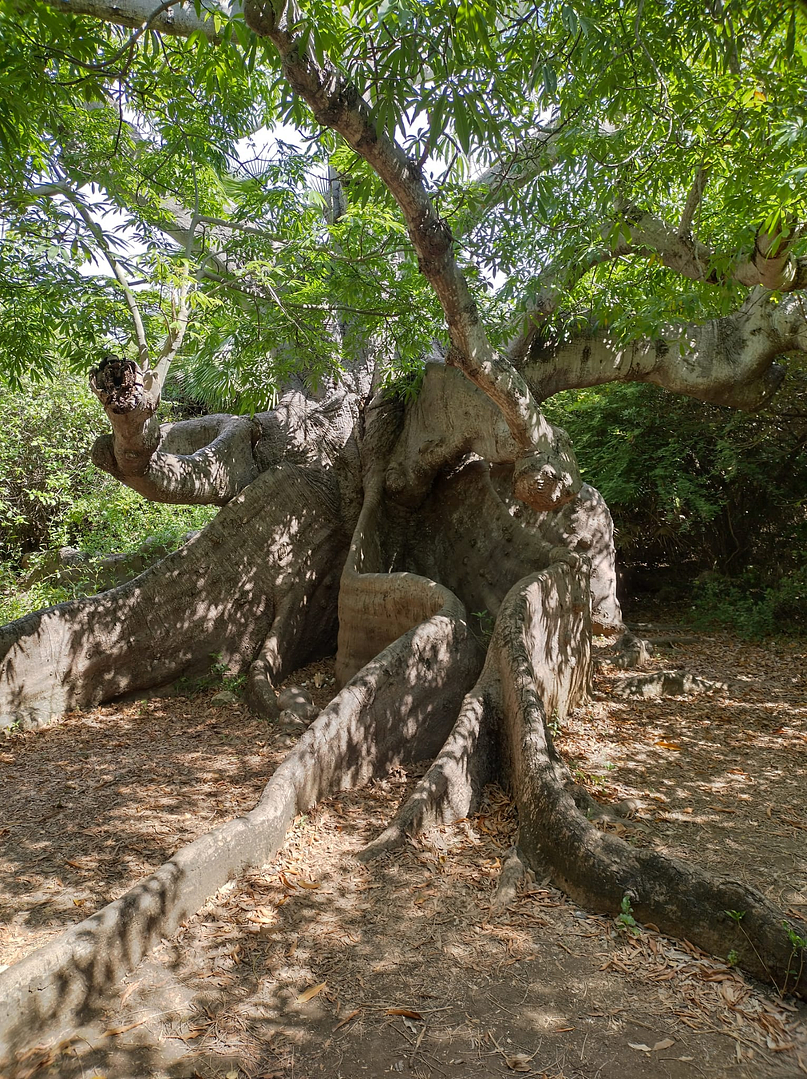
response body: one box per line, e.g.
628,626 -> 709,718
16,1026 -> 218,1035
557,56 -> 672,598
524,288 -> 796,410
39,0 -> 236,39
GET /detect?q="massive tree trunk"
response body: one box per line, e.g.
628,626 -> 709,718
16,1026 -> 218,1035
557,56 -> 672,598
1,343 -> 805,1069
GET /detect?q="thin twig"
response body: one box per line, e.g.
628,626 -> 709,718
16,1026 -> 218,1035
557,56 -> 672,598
67,191 -> 149,366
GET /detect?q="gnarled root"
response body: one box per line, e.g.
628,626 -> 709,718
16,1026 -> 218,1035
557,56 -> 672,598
360,556 -> 591,857
362,558 -> 807,997
501,571 -> 807,994
0,500 -> 481,1066
0,463 -> 346,729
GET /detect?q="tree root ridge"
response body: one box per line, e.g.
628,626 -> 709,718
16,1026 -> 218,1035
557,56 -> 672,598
360,557 -> 592,858
335,449 -> 483,684
495,572 -> 807,997
359,557 -> 807,998
358,686 -> 497,860
0,579 -> 480,1066
0,463 -> 347,730
613,669 -> 729,699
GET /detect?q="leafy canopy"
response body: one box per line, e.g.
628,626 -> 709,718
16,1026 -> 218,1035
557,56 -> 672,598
1,0 -> 806,406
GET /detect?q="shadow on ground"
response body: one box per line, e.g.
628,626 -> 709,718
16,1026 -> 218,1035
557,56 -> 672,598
4,632 -> 807,1079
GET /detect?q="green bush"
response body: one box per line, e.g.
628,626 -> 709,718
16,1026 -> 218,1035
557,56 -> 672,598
0,372 -> 216,622
690,568 -> 807,639
0,374 -> 101,557
544,379 -> 807,576
544,376 -> 807,636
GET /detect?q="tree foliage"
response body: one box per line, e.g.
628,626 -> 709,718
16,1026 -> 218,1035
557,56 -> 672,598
2,0 -> 807,391
546,374 -> 807,571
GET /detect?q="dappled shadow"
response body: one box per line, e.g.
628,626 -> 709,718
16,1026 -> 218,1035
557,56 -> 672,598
0,696 -> 285,965
495,587 -> 807,996
0,438 -> 487,1066
3,609 -> 807,1077
19,775 -> 805,1079
0,460 -> 348,729
565,631 -> 807,918
0,453 -> 353,1063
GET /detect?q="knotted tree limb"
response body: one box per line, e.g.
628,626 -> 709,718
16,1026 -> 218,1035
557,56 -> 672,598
523,289 -> 799,410
509,206 -> 807,368
90,355 -> 260,504
384,362 -> 576,513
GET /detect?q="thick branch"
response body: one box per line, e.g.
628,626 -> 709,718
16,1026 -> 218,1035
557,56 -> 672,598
524,289 -> 805,409
507,248 -> 624,364
622,209 -> 807,291
511,210 -> 807,365
90,355 -> 259,503
39,0 -> 235,39
677,165 -> 711,238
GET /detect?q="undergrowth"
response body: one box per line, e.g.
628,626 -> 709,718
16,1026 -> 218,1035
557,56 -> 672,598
0,371 -> 216,623
688,568 -> 807,639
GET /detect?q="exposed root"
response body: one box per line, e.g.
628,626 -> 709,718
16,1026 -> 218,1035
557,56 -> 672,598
358,686 -> 496,860
608,628 -> 653,668
0,574 -> 480,1066
0,423 -> 485,1063
335,399 -> 483,685
495,571 -> 807,998
490,846 -> 528,914
613,670 -> 730,699
245,569 -> 341,720
361,557 -> 807,998
0,463 -> 345,729
361,555 -> 591,858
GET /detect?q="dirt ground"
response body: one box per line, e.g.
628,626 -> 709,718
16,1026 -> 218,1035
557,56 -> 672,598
2,615 -> 807,1079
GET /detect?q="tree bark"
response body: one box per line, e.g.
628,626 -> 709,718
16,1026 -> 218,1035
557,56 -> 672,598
2,333 -> 805,1073
524,289 -> 794,410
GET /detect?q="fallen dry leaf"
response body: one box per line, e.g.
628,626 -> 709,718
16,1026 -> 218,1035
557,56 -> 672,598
386,1008 -> 423,1020
103,1018 -> 148,1037
767,1038 -> 796,1051
628,1038 -> 675,1053
504,1053 -> 533,1071
247,905 -> 277,925
297,982 -> 326,1004
334,1009 -> 360,1030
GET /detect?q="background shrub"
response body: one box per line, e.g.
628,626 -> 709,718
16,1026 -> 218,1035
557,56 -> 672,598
545,375 -> 807,635
0,372 -> 215,621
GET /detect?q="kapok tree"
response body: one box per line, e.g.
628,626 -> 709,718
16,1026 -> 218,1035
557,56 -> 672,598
1,0 -> 806,1023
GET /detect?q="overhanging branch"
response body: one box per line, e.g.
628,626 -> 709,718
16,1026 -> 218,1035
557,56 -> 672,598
39,0 -> 237,40
241,0 -> 581,511
524,289 -> 807,410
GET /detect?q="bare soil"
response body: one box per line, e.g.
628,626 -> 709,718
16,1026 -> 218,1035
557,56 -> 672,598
2,619 -> 807,1079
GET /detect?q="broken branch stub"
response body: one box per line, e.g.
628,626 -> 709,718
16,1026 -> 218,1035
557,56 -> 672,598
90,354 -> 161,476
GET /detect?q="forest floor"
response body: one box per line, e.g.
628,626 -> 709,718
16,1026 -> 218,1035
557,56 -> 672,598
2,609 -> 807,1079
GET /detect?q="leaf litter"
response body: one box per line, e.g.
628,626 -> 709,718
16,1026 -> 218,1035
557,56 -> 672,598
1,632 -> 806,1078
